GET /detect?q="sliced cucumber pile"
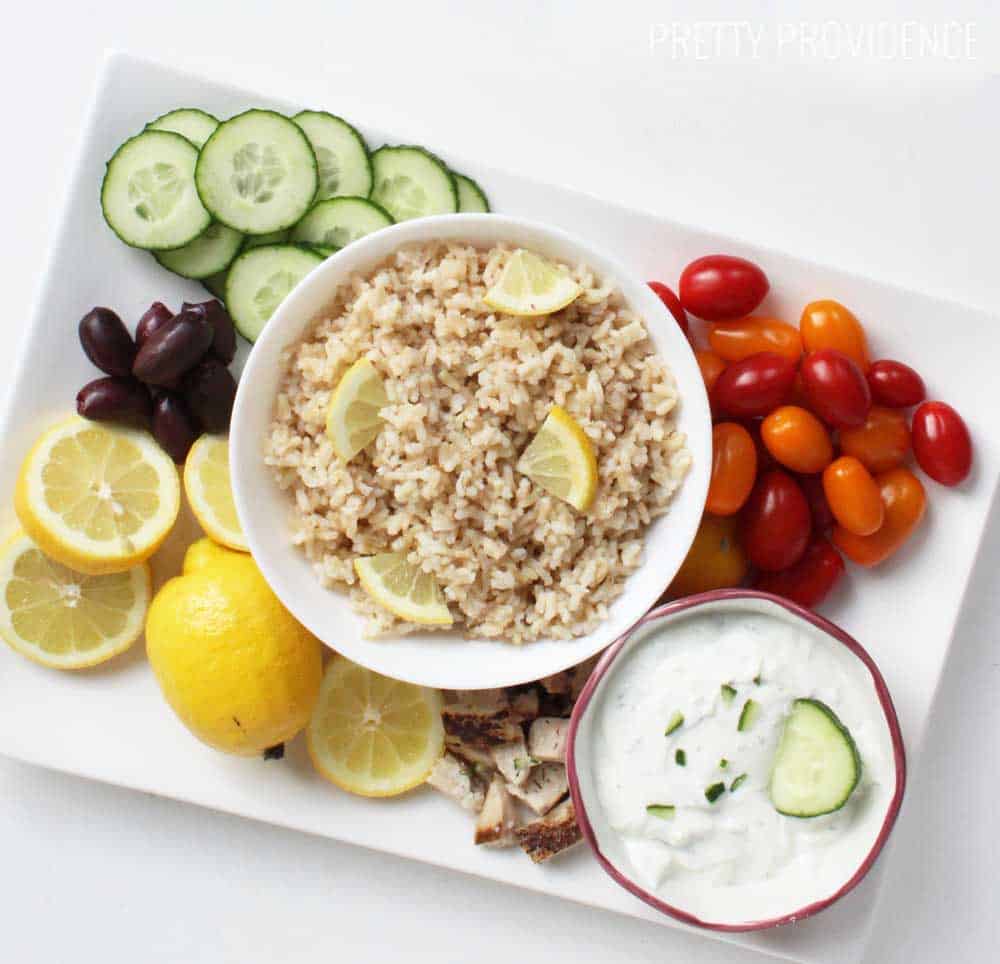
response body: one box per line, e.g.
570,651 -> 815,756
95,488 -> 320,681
154,222 -> 243,279
291,197 -> 392,250
370,146 -> 457,221
225,245 -> 323,342
147,108 -> 220,148
769,698 -> 861,818
196,110 -> 318,234
293,111 -> 372,200
454,172 -> 490,213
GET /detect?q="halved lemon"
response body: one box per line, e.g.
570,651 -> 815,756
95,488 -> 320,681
0,531 -> 150,669
183,435 -> 248,551
483,249 -> 582,317
354,552 -> 452,626
326,358 -> 389,460
517,405 -> 598,512
307,655 -> 445,796
15,416 -> 180,575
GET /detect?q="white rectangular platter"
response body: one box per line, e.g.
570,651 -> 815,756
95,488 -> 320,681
0,53 -> 997,964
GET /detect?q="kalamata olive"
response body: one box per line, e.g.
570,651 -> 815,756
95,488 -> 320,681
152,393 -> 200,463
182,357 -> 237,432
135,302 -> 174,348
183,299 -> 237,364
76,376 -> 153,423
133,307 -> 214,386
78,307 -> 137,377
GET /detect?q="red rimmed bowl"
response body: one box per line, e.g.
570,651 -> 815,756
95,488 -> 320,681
566,589 -> 906,932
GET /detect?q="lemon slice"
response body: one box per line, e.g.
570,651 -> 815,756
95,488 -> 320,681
307,655 -> 445,797
183,435 -> 248,551
326,358 -> 389,460
15,416 -> 180,575
517,405 -> 598,511
483,249 -> 582,317
0,531 -> 150,669
354,552 -> 452,626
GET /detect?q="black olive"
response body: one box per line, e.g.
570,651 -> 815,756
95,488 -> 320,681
152,393 -> 200,463
133,307 -> 214,386
135,302 -> 174,348
78,307 -> 137,377
183,299 -> 237,365
182,357 -> 237,432
76,376 -> 153,424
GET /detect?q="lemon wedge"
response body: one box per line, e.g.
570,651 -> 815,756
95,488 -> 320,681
354,552 -> 452,626
0,531 -> 150,669
483,249 -> 582,317
307,655 -> 445,797
15,416 -> 180,575
183,434 -> 248,551
326,358 -> 389,460
516,405 -> 598,511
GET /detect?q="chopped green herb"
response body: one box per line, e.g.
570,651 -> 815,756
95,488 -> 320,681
753,674 -> 762,686
738,698 -> 761,732
730,773 -> 748,792
720,683 -> 737,705
705,782 -> 726,804
513,756 -> 539,774
646,804 -> 675,820
719,758 -> 729,769
664,711 -> 684,736
675,748 -> 686,766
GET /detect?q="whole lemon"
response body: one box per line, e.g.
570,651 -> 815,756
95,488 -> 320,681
146,539 -> 323,756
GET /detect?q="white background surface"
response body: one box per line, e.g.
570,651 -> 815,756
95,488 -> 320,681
1,2 -> 997,962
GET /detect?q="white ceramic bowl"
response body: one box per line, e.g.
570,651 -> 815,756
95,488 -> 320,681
230,214 -> 711,690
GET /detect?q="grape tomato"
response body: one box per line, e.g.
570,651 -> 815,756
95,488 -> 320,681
708,316 -> 801,363
647,281 -> 689,338
679,255 -> 769,322
833,468 -> 926,567
839,406 -> 911,474
760,406 -> 834,474
800,299 -> 870,369
800,349 -> 871,429
754,537 -> 845,609
741,469 -> 811,572
867,360 -> 925,409
707,422 -> 758,516
711,352 -> 797,418
911,401 -> 972,486
822,456 -> 884,536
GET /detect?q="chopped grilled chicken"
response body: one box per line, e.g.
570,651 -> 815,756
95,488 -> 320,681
528,717 -> 570,763
491,734 -> 534,787
569,656 -> 600,700
474,774 -> 519,847
446,735 -> 495,770
540,671 -> 572,696
508,687 -> 540,721
442,703 -> 522,747
517,798 -> 582,863
507,762 -> 568,816
426,753 -> 486,812
450,689 -> 508,709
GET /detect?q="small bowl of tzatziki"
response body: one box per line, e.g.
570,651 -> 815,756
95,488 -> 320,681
566,589 -> 906,931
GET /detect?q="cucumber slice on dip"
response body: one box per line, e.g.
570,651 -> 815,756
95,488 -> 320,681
769,698 -> 861,818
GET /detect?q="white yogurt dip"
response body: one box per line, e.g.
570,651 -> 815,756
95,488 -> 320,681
587,600 -> 898,926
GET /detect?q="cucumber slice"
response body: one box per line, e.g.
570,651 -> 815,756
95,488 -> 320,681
730,773 -> 748,792
769,698 -> 862,818
101,130 -> 211,250
292,111 -> 373,200
664,711 -> 683,736
646,804 -> 675,820
196,110 -> 318,234
720,683 -> 737,705
154,222 -> 243,279
147,108 -> 220,148
738,698 -> 761,732
705,782 -> 726,804
225,244 -> 323,342
370,146 -> 457,221
291,197 -> 393,250
454,172 -> 490,213
242,229 -> 290,251
674,748 -> 686,766
202,270 -> 229,303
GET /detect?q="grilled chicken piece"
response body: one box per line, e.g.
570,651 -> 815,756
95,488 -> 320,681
446,736 -> 495,771
490,734 -> 533,787
451,689 -> 508,709
474,774 -> 519,847
508,687 -> 540,722
517,799 -> 582,863
528,717 -> 570,763
442,703 -> 522,747
539,671 -> 572,696
426,753 -> 486,812
507,762 -> 568,816
569,656 -> 600,700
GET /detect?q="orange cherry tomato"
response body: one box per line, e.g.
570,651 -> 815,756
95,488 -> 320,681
707,422 -> 758,516
760,405 -> 834,474
695,349 -> 726,395
800,299 -> 870,370
708,316 -> 802,363
833,467 -> 926,567
822,456 -> 884,536
668,514 -> 747,597
839,406 -> 911,474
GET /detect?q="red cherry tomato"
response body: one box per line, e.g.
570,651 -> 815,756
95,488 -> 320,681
761,406 -> 834,474
711,352 -> 797,418
800,300 -> 870,370
822,456 -> 884,536
839,407 -> 911,474
695,349 -> 726,396
741,469 -> 811,572
708,316 -> 802,363
833,468 -> 926,567
707,422 -> 758,516
679,255 -> 769,322
911,401 -> 973,486
647,281 -> 689,338
754,537 -> 845,608
798,473 -> 835,531
867,360 -> 926,408
799,349 -> 871,429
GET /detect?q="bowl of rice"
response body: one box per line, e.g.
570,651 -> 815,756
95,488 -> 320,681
230,214 -> 711,690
